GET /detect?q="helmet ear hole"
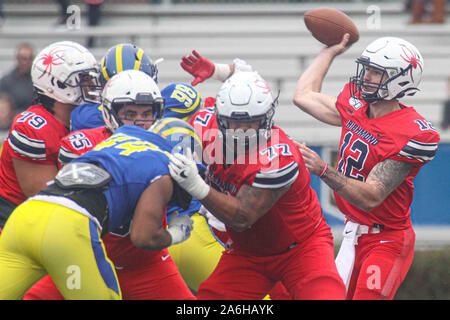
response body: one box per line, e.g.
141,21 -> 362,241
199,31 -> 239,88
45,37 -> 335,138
57,81 -> 67,89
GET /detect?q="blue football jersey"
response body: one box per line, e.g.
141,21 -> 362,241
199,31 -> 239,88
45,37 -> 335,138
71,125 -> 175,232
70,103 -> 104,132
167,198 -> 202,217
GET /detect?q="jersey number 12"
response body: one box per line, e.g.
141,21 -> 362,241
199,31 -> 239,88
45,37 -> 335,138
337,132 -> 369,181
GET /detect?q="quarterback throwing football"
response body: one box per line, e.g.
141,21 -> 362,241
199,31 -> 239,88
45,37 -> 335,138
293,34 -> 440,299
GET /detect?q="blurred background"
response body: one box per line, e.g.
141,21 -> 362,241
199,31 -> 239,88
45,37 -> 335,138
0,0 -> 448,299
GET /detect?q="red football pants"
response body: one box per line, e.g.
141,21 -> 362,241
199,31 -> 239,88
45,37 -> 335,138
346,226 -> 415,300
197,219 -> 346,300
23,250 -> 195,300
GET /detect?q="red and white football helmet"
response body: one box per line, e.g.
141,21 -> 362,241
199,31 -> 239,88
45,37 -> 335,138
350,37 -> 424,102
31,41 -> 100,105
215,71 -> 278,142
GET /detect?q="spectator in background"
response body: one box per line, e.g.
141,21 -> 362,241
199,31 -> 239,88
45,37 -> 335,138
54,0 -> 70,26
0,93 -> 15,132
0,43 -> 35,115
0,93 -> 15,154
442,76 -> 450,131
408,0 -> 446,24
0,0 -> 4,27
86,0 -> 103,48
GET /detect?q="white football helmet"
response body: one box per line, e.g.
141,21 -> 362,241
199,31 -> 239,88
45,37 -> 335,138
215,71 -> 278,144
101,69 -> 165,132
350,37 -> 424,102
31,41 -> 100,105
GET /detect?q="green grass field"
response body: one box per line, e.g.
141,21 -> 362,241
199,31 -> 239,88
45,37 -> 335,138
395,248 -> 450,300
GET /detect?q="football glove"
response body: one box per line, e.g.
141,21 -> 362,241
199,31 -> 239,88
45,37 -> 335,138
167,212 -> 194,246
169,148 -> 210,200
180,50 -> 215,86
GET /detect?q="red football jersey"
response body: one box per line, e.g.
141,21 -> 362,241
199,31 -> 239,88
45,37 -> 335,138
0,105 -> 69,205
334,84 -> 440,230
205,125 -> 324,256
190,106 -> 217,149
58,126 -> 111,164
58,125 -> 166,269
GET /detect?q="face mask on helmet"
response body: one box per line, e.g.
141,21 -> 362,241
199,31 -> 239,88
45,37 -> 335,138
349,57 -> 391,102
101,70 -> 164,132
99,43 -> 159,87
349,37 -> 424,103
111,95 -> 164,130
63,68 -> 102,104
216,110 -> 274,148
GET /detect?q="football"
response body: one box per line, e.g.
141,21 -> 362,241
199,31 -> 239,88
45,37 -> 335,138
304,8 -> 359,46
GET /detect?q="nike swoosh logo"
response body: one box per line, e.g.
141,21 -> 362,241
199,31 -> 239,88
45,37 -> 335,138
345,230 -> 352,234
180,171 -> 187,178
161,254 -> 170,261
379,240 -> 394,243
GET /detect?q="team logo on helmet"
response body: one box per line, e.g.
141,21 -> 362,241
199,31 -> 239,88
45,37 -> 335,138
400,45 -> 423,82
36,47 -> 65,79
255,79 -> 272,94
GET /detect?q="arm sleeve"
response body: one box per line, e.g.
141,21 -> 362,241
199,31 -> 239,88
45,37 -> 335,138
252,160 -> 299,189
390,131 -> 440,164
8,128 -> 48,161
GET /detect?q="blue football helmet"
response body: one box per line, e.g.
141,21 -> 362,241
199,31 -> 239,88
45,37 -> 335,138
99,43 -> 159,86
149,117 -> 203,161
162,83 -> 203,121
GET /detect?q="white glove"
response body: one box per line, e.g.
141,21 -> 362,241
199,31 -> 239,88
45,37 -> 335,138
233,58 -> 253,72
167,212 -> 194,246
168,148 -> 210,200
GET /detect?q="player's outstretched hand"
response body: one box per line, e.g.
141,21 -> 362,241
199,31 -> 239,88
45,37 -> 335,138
180,50 -> 215,86
169,148 -> 210,200
295,141 -> 327,177
167,212 -> 194,245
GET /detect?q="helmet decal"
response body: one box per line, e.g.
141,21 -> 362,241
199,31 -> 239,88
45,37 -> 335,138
400,45 -> 423,83
36,47 -> 65,79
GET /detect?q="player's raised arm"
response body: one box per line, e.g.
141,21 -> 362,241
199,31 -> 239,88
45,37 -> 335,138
180,50 -> 254,86
292,34 -> 351,126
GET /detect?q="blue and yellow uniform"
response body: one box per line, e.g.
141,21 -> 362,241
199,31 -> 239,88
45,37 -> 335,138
70,43 -> 159,133
0,125 -> 179,300
151,117 -> 226,292
70,103 -> 104,132
162,83 -> 202,121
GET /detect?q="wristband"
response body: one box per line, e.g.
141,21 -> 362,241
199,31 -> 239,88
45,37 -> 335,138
212,63 -> 232,81
167,227 -> 184,246
319,162 -> 328,178
190,177 -> 211,200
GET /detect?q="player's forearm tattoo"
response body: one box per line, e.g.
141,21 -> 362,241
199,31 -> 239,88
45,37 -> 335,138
367,159 -> 414,199
236,184 -> 289,226
321,165 -> 348,192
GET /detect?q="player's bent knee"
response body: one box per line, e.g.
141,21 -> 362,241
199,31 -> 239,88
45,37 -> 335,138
295,275 -> 346,300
